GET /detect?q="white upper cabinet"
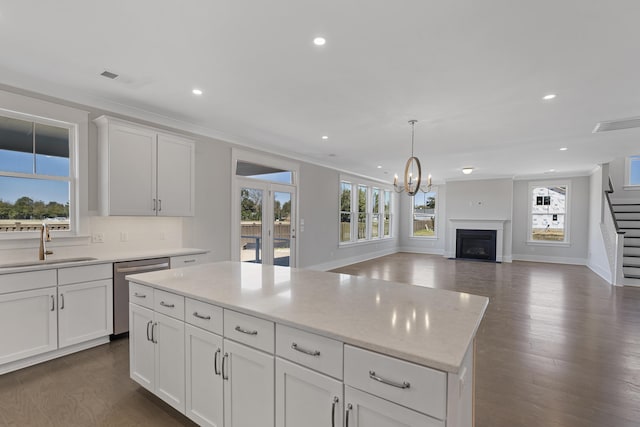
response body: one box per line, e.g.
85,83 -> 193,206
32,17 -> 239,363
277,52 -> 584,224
95,116 -> 195,217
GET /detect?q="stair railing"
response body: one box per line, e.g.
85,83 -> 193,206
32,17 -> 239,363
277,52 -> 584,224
603,178 -> 625,285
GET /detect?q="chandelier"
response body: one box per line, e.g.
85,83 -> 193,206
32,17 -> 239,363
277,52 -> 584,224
393,120 -> 432,195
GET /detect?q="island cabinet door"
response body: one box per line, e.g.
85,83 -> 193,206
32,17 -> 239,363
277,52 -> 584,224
0,287 -> 57,365
154,311 -> 186,413
223,338 -> 275,427
344,386 -> 444,427
185,324 -> 223,427
275,358 -> 343,427
130,303 -> 155,392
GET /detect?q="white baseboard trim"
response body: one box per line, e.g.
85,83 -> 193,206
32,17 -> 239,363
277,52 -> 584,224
397,247 -> 445,256
0,336 -> 110,375
304,247 -> 398,272
587,260 -> 612,284
511,254 -> 587,265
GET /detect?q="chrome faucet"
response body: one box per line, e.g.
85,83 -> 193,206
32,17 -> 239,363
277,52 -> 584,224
39,223 -> 53,261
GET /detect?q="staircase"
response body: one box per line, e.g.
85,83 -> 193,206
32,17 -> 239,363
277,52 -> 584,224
611,203 -> 640,286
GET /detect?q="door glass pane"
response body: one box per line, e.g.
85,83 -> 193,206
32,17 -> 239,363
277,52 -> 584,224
240,188 -> 263,263
273,191 -> 291,266
0,116 -> 33,174
236,161 -> 293,184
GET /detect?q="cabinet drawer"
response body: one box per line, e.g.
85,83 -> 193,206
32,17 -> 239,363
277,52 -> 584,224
129,282 -> 153,309
344,345 -> 446,420
154,289 -> 185,321
185,298 -> 223,335
276,324 -> 343,379
224,309 -> 274,353
58,263 -> 112,285
171,253 -> 207,268
0,269 -> 57,294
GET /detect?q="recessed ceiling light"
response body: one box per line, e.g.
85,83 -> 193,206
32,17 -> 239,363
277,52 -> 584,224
559,147 -> 568,151
462,167 -> 473,175
543,94 -> 556,100
313,37 -> 326,46
321,135 -> 328,140
192,89 -> 203,95
377,165 -> 382,169
549,169 -> 556,172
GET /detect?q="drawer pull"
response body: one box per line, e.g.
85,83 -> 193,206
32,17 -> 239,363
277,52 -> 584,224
133,292 -> 147,298
235,325 -> 258,335
160,301 -> 175,308
291,342 -> 321,357
368,370 -> 411,389
193,311 -> 211,320
183,259 -> 196,263
331,396 -> 339,427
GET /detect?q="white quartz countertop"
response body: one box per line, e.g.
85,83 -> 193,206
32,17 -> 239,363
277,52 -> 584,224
0,248 -> 207,274
127,261 -> 488,374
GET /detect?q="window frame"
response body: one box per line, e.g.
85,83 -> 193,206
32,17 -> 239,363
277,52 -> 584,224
0,108 -> 78,239
410,187 -> 438,240
338,177 -> 393,246
527,182 -> 571,246
624,155 -> 640,190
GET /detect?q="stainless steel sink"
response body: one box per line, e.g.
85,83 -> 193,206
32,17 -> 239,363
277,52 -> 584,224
0,257 -> 98,269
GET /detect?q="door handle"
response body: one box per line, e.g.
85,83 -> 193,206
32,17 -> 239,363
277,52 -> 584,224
214,348 -> 221,375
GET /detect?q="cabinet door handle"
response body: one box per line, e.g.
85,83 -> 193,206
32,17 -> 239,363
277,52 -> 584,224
345,403 -> 352,427
222,352 -> 229,380
60,293 -> 65,310
133,292 -> 147,298
158,199 -> 162,212
235,325 -> 258,335
151,322 -> 158,344
193,311 -> 211,320
214,348 -> 221,375
291,342 -> 321,357
331,396 -> 339,427
146,320 -> 153,341
153,198 -> 157,212
368,370 -> 410,389
160,301 -> 175,308
51,295 -> 55,311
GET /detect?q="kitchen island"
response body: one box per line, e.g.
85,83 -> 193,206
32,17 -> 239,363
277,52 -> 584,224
127,261 -> 488,427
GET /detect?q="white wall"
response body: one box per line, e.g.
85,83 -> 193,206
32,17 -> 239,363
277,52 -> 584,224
444,179 -> 513,261
512,176 -> 589,264
587,166 -> 612,281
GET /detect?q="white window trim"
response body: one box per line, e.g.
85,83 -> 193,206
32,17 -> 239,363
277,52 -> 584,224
526,181 -> 571,245
339,175 -> 394,247
0,90 -> 88,242
409,186 -> 438,240
623,155 -> 640,190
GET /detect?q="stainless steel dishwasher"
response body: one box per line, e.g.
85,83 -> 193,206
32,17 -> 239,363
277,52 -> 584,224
113,257 -> 170,336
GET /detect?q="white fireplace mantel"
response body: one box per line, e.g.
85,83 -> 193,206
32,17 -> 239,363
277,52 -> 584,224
447,219 -> 508,262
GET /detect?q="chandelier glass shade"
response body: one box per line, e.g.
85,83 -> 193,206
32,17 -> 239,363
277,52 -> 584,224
393,120 -> 432,196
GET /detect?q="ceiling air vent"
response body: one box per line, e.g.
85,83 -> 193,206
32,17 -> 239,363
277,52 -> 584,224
593,116 -> 640,133
100,70 -> 119,79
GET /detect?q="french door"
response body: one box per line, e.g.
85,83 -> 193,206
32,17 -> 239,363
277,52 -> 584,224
238,179 -> 296,267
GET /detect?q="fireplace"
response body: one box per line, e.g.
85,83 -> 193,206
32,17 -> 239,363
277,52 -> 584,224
456,229 -> 497,262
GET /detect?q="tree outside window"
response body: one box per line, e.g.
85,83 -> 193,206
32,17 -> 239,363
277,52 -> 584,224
412,191 -> 436,237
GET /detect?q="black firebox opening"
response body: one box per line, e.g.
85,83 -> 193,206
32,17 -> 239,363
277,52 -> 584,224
456,229 -> 497,262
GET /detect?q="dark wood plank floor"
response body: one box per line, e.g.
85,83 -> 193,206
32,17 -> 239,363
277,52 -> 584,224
0,253 -> 638,426
333,253 -> 640,427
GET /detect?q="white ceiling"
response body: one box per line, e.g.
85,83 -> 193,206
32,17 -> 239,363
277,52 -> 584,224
1,0 -> 639,183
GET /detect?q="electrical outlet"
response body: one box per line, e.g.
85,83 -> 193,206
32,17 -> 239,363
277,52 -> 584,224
92,232 -> 105,243
120,232 -> 128,242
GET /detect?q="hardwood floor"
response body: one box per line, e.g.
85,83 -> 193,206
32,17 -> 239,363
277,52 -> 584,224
332,253 -> 640,427
0,253 -> 638,426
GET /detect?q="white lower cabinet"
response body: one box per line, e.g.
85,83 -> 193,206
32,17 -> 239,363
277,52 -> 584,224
58,279 -> 113,348
275,358 -> 343,427
185,324 -> 224,427
129,303 -> 185,413
345,386 -> 443,427
0,286 -> 57,365
223,338 -> 275,427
